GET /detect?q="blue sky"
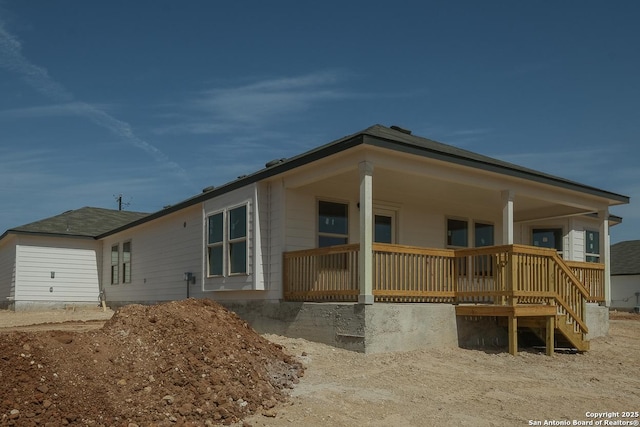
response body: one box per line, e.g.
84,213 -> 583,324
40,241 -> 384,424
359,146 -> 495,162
0,1 -> 638,243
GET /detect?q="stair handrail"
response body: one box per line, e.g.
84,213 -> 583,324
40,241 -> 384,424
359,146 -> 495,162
508,245 -> 589,335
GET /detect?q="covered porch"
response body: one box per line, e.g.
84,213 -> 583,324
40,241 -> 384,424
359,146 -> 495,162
272,128 -> 622,354
283,243 -> 605,354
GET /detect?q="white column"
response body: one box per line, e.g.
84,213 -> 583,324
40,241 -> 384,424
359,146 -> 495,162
599,209 -> 611,307
359,161 -> 374,305
501,190 -> 515,245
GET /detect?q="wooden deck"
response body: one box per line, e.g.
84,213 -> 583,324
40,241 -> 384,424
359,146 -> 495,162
283,243 -> 602,354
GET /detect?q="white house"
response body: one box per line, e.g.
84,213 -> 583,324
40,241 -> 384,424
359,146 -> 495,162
0,125 -> 630,353
610,240 -> 640,312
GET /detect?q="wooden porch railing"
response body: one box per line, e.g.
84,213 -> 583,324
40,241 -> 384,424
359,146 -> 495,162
283,243 -> 603,337
566,261 -> 605,303
283,244 -> 359,301
373,243 -> 456,303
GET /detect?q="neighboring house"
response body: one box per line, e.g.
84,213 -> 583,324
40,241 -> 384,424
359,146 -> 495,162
0,207 -> 148,310
610,240 -> 640,312
0,125 -> 630,353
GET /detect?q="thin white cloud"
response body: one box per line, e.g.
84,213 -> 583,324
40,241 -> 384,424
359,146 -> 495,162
0,19 -> 189,182
155,71 -> 355,135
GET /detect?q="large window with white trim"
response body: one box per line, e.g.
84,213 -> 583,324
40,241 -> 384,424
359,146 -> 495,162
207,204 -> 248,277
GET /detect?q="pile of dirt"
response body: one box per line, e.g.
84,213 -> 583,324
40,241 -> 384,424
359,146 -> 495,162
0,299 -> 303,426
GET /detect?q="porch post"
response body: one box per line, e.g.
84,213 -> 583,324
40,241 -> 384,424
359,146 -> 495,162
599,209 -> 611,306
359,161 -> 374,305
501,190 -> 515,244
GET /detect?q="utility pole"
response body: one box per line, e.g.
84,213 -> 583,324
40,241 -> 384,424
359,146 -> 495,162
114,194 -> 131,211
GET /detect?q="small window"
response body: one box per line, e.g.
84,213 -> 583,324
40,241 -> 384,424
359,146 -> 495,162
447,218 -> 468,248
122,241 -> 132,284
585,230 -> 600,263
110,244 -> 119,285
318,201 -> 348,247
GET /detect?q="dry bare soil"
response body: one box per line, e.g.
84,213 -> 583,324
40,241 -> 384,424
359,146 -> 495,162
1,302 -> 639,427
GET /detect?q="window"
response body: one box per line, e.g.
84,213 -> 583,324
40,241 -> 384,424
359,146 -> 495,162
474,222 -> 494,247
229,205 -> 247,274
122,241 -> 132,283
585,230 -> 600,263
447,218 -> 468,248
207,212 -> 224,276
318,201 -> 348,247
206,204 -> 248,277
110,244 -> 119,285
532,228 -> 563,257
374,214 -> 393,244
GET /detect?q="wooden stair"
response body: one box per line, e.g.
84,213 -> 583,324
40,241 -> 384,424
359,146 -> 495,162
457,304 -> 590,355
513,314 -> 589,352
552,314 -> 589,351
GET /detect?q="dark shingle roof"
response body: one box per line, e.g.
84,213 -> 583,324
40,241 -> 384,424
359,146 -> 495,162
611,240 -> 640,275
98,124 -> 630,237
6,207 -> 149,239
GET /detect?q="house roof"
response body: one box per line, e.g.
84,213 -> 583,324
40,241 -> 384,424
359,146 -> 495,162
2,207 -> 149,240
611,240 -> 640,275
100,124 -> 630,238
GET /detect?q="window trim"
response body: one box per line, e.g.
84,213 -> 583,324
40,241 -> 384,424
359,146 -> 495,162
206,203 -> 249,278
228,204 -> 248,276
374,207 -> 398,244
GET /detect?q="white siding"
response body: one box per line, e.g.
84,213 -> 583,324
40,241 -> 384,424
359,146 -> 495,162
284,189 -> 315,250
611,275 -> 640,310
102,205 -> 203,303
15,244 -> 100,302
0,238 -> 17,303
572,217 -> 602,262
265,180 -> 284,295
283,188 -> 505,251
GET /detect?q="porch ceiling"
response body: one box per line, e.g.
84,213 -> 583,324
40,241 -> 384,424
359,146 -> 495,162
298,166 -> 595,222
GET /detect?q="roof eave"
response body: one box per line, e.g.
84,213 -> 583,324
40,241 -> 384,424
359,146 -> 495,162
98,133 -> 367,238
362,133 -> 630,205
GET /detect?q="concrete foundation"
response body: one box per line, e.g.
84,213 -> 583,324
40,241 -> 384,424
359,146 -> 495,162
219,301 -> 459,354
585,303 -> 609,339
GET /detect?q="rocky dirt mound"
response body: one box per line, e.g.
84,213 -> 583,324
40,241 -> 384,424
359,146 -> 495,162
0,299 -> 303,426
